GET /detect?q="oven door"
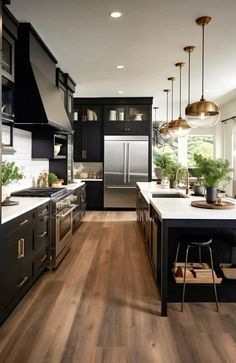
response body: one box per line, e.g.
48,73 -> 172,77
56,205 -> 76,257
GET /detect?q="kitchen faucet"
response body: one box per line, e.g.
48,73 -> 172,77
175,166 -> 189,195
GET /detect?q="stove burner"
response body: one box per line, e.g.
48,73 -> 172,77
11,187 -> 67,198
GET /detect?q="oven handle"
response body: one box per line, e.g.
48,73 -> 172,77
56,204 -> 77,219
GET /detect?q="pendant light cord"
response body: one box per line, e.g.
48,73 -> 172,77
171,80 -> 174,121
166,91 -> 169,123
188,51 -> 191,105
179,66 -> 182,118
201,24 -> 205,101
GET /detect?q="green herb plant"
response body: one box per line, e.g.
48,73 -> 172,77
48,172 -> 58,186
194,154 -> 232,188
1,161 -> 24,185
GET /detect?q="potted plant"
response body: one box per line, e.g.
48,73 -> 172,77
154,154 -> 175,180
193,154 -> 232,203
48,172 -> 59,187
1,161 -> 24,202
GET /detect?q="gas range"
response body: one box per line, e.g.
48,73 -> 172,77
11,187 -> 68,198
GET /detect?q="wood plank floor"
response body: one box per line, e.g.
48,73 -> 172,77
1,211 -> 236,363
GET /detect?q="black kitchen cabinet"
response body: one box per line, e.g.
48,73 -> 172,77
73,98 -> 103,162
103,98 -> 152,136
56,68 -> 76,124
74,122 -> 103,162
84,181 -> 103,210
0,202 -> 50,325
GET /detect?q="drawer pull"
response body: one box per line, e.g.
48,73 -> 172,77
17,276 -> 28,288
40,208 -> 48,214
37,231 -> 47,238
20,219 -> 29,226
39,254 -> 47,263
17,238 -> 25,259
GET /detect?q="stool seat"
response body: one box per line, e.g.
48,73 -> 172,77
189,238 -> 212,247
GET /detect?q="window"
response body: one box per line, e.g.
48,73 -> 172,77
152,134 -> 214,178
187,135 -> 214,167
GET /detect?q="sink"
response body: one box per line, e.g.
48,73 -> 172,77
151,193 -> 188,198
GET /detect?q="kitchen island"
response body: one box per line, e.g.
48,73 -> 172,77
137,182 -> 236,316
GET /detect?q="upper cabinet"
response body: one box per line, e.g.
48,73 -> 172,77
56,68 -> 76,124
2,7 -> 18,151
103,97 -> 152,135
73,98 -> 103,162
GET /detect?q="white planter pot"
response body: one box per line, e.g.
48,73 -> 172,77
2,185 -> 11,202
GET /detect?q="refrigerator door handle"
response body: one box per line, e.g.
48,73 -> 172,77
123,143 -> 127,184
127,142 -> 130,183
105,186 -> 136,189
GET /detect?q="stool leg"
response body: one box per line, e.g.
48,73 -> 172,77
174,242 -> 180,270
199,246 -> 202,264
208,246 -> 219,312
181,245 -> 190,312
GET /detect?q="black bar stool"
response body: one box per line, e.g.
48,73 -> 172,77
174,238 -> 219,312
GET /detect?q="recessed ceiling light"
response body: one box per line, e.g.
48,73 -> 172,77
116,65 -> 125,69
118,90 -> 124,94
110,11 -> 122,18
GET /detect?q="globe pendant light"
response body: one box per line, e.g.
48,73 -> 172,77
159,89 -> 172,141
168,62 -> 191,137
185,16 -> 220,127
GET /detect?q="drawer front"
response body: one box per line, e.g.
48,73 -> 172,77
104,121 -> 148,135
1,210 -> 34,245
0,225 -> 34,270
35,216 -> 50,250
36,202 -> 50,218
34,243 -> 49,275
0,259 -> 33,312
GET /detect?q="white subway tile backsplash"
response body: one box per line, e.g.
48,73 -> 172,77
2,128 -> 49,193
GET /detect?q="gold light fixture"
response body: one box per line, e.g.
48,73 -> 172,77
168,62 -> 191,137
185,16 -> 220,127
159,89 -> 172,141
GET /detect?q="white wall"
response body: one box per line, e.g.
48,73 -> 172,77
2,127 -> 49,193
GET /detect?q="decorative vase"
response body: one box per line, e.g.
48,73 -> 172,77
54,144 -> 62,156
206,187 -> 217,204
154,167 -> 163,180
161,176 -> 169,189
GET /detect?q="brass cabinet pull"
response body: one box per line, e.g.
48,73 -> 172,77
40,208 -> 48,214
17,276 -> 28,288
17,238 -> 25,259
37,231 -> 47,238
39,254 -> 47,263
20,219 -> 29,226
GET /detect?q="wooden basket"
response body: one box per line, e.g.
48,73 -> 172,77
220,263 -> 236,280
173,262 -> 222,284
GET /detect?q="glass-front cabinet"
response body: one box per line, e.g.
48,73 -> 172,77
74,104 -> 102,122
104,104 -> 150,122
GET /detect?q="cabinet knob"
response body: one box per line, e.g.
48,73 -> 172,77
124,128 -> 131,132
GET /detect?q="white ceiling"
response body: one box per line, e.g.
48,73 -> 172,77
8,0 -> 236,120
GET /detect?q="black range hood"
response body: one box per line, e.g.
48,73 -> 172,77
15,23 -> 72,133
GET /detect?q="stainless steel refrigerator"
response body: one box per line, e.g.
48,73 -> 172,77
104,135 -> 149,208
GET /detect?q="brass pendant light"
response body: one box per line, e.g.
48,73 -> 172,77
185,16 -> 220,127
168,62 -> 191,137
159,89 -> 172,141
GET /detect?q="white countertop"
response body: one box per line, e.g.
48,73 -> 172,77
1,197 -> 50,224
1,181 -> 85,225
137,182 -> 236,220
